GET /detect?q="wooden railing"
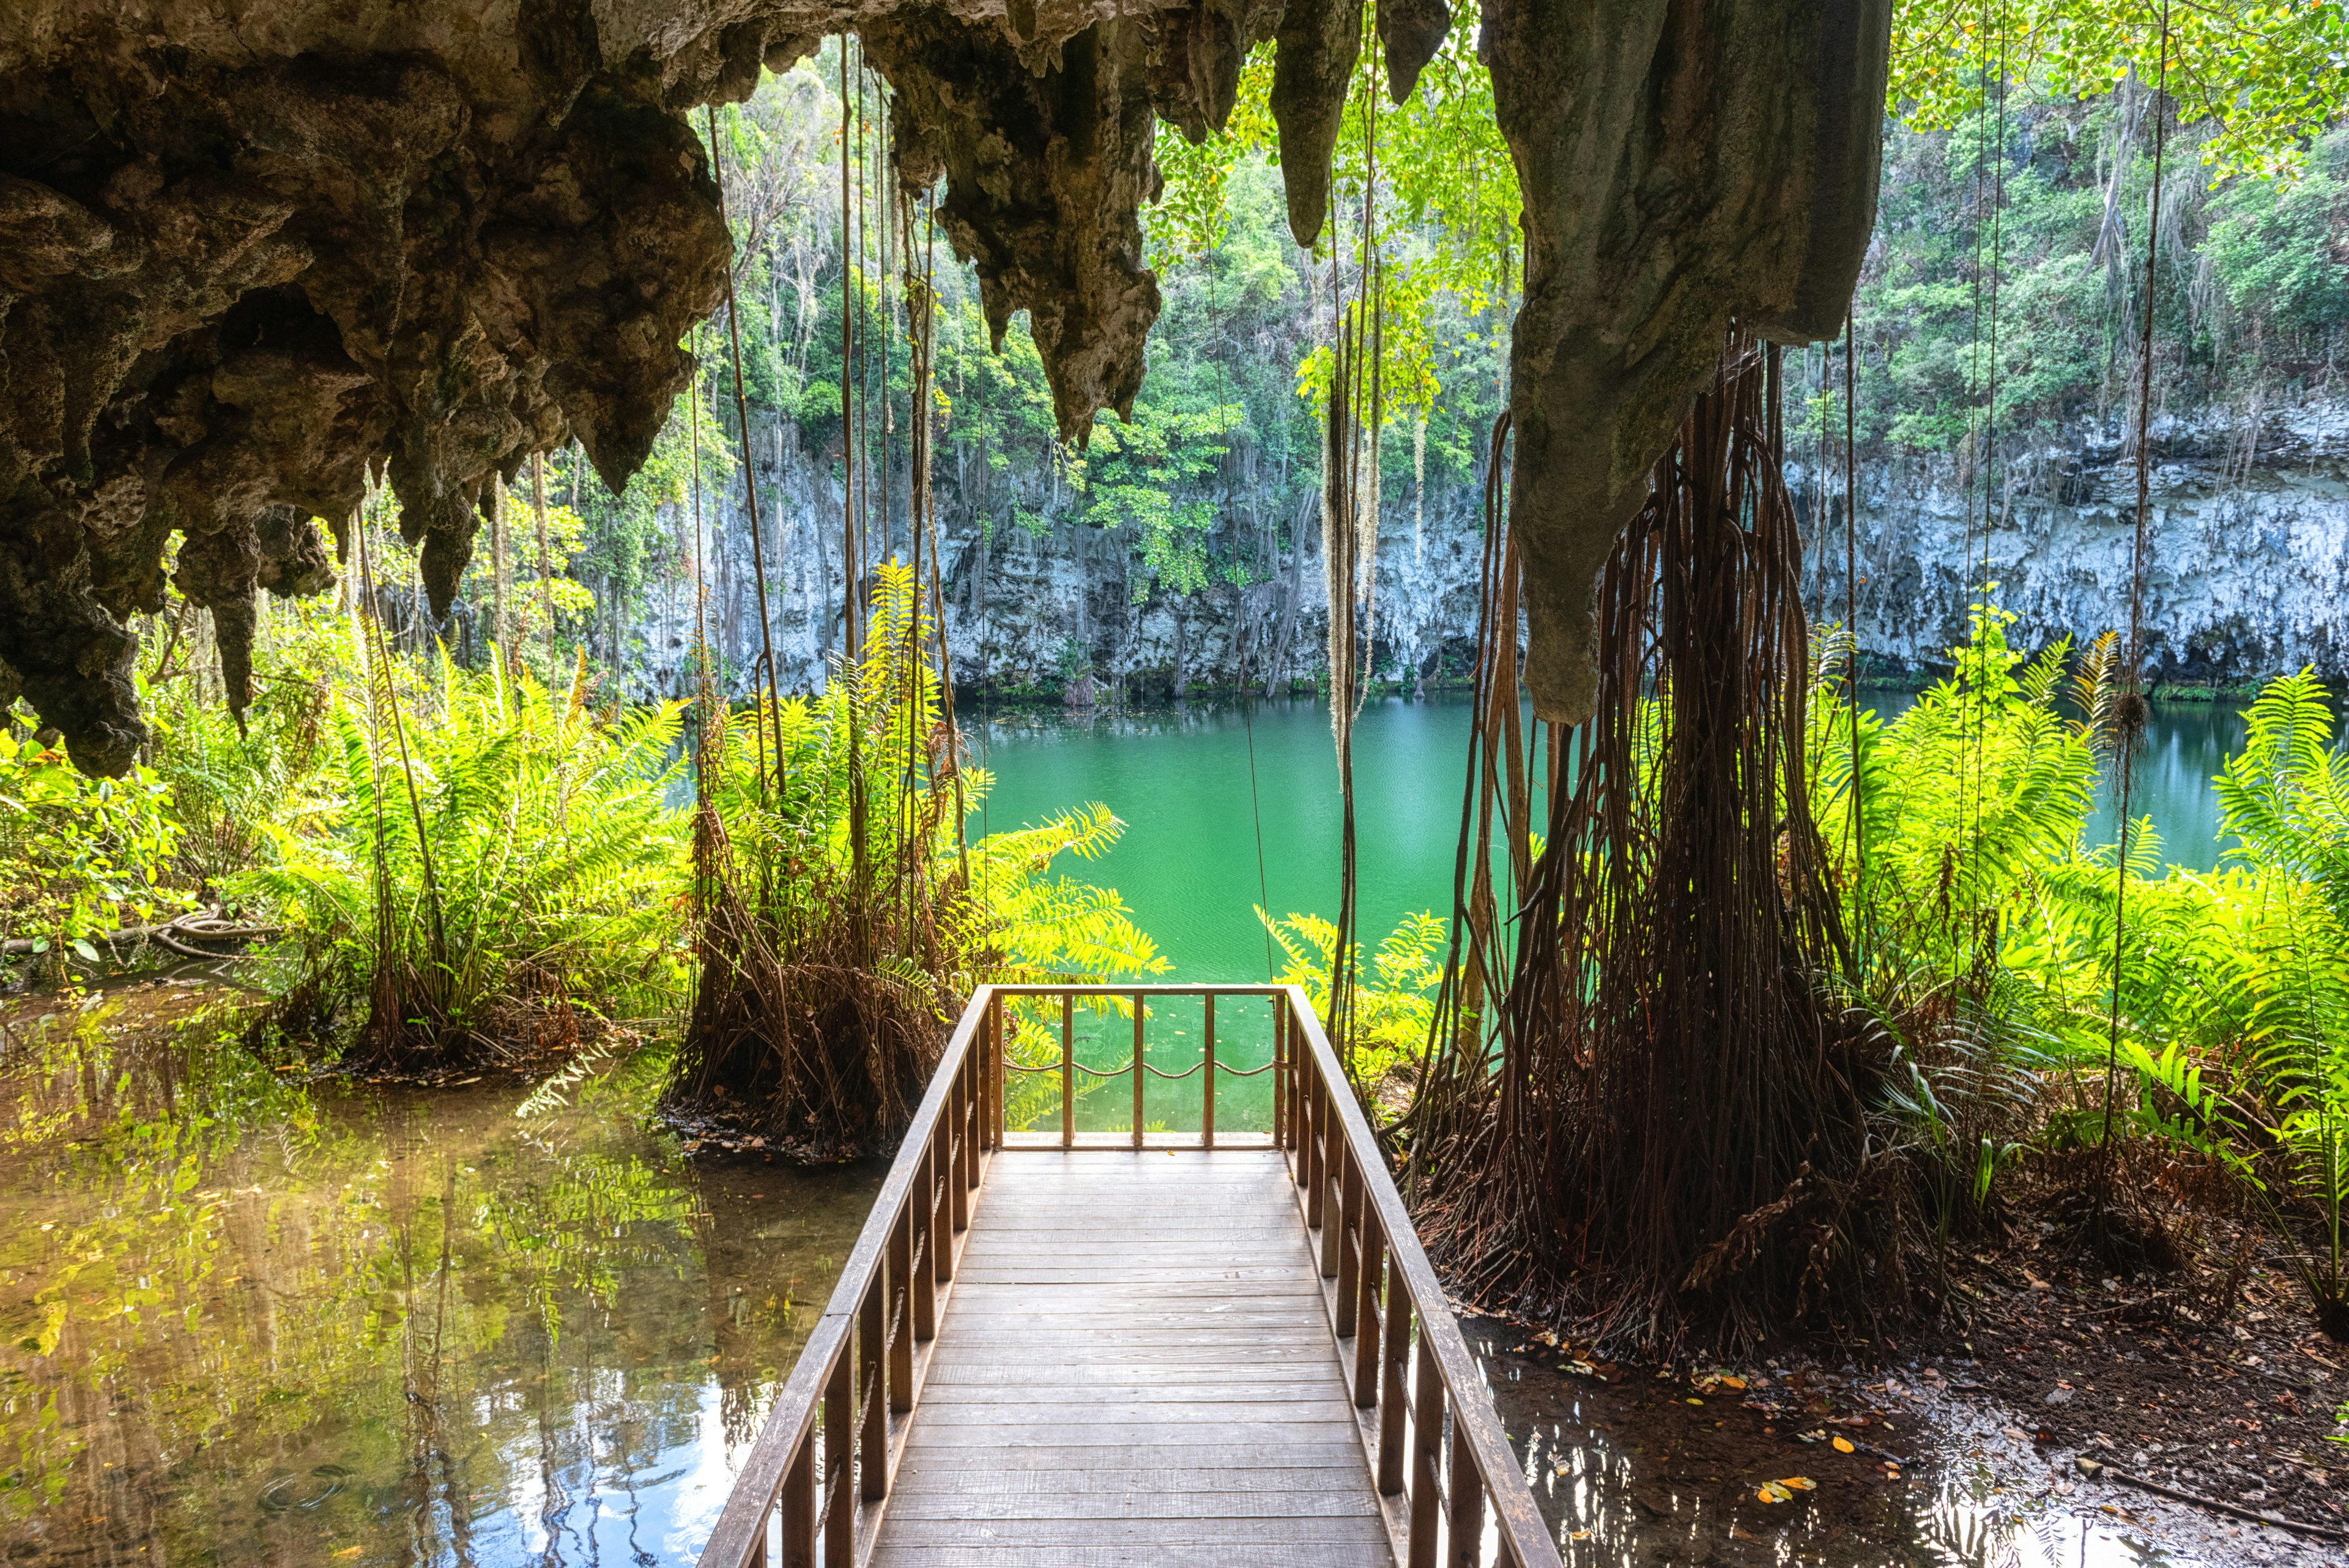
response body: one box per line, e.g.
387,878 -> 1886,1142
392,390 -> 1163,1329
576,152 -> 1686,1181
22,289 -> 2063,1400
692,985 -> 992,1568
696,983 -> 1562,1568
1277,986 -> 1563,1568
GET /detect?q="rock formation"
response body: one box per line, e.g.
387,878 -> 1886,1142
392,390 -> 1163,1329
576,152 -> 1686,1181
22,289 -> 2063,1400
1486,0 -> 1892,720
1,0 -> 1891,771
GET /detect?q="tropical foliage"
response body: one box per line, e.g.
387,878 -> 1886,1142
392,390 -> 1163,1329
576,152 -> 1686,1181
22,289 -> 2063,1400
1805,603 -> 2349,1328
242,641 -> 691,1064
1261,908 -> 1447,1086
675,563 -> 1165,1152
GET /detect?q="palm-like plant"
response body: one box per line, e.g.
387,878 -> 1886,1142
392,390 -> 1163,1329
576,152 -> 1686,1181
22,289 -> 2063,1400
2209,671 -> 2349,1332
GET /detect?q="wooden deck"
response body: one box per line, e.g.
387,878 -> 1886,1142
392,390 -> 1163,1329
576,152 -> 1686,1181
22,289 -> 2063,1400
872,1149 -> 1393,1565
697,985 -> 1562,1568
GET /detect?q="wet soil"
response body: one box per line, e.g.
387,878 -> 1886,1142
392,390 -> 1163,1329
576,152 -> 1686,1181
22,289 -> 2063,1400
1469,1194 -> 2349,1567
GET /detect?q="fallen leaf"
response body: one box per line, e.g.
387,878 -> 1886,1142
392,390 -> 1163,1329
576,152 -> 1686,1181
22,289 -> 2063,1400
1686,1397 -> 1704,1406
1756,1482 -> 1793,1504
1720,1375 -> 1748,1391
1779,1476 -> 1816,1490
1832,1436 -> 1855,1454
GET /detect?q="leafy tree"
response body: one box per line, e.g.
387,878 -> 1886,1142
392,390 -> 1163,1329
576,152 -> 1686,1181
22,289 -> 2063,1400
1892,0 -> 2349,180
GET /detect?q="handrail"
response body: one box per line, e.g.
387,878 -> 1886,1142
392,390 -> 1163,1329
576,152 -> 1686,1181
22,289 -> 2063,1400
1278,984 -> 1563,1568
696,981 -> 993,1568
699,982 -> 1561,1568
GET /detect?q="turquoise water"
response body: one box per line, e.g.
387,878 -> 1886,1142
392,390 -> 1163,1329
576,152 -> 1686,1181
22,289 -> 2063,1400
967,695 -> 2251,983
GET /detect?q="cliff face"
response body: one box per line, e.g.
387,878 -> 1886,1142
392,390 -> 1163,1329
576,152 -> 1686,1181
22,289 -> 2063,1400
628,393 -> 2349,705
615,414 -> 1495,703
1805,394 -> 2349,685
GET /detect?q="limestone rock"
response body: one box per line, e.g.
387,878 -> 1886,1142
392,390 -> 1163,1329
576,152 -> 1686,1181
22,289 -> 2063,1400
0,9 -> 733,771
1485,0 -> 1891,721
1,0 -> 1892,770
868,9 -> 1163,444
1269,0 -> 1362,247
1376,0 -> 1451,103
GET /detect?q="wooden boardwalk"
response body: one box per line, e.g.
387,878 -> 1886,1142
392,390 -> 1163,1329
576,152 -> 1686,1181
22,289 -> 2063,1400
872,1150 -> 1392,1565
698,986 -> 1561,1568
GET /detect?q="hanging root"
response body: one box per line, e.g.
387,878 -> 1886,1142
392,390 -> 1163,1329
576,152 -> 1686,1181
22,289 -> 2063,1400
666,563 -> 971,1162
669,800 -> 952,1161
1413,331 -> 1899,1357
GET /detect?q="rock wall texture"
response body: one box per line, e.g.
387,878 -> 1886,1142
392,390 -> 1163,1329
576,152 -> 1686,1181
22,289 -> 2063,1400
1802,395 -> 2349,686
1,0 -> 1890,771
613,409 -> 1494,705
623,393 -> 2349,708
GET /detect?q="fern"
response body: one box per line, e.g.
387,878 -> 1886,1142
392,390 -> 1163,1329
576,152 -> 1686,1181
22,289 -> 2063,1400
238,644 -> 689,1061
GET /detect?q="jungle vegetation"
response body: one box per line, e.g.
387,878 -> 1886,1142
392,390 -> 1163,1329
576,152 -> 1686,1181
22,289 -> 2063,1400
4,1 -> 2349,1359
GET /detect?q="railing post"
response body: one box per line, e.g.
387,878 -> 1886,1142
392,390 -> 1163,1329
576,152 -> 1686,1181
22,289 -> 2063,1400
1306,1072 -> 1324,1213
1130,993 -> 1145,1150
1333,1150 -> 1361,1323
858,1288 -> 885,1501
1305,1074 -> 1328,1236
931,1115 -> 954,1285
1449,1433 -> 1486,1568
1353,1210 -> 1384,1406
1272,1000 -> 1287,1151
780,1430 -> 815,1568
949,1066 -> 971,1235
823,1351 -> 853,1566
987,993 -> 1004,1151
1059,992 -> 1074,1148
889,1207 -> 914,1412
912,1144 -> 938,1339
1378,1276 -> 1411,1492
1201,994 -> 1215,1149
1409,1330 -> 1444,1568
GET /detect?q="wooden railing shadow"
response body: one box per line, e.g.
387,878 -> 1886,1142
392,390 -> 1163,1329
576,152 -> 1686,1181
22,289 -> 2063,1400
696,983 -> 1564,1568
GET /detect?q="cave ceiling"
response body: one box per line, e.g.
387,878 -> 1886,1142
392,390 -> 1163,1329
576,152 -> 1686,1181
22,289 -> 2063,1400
0,0 -> 1888,774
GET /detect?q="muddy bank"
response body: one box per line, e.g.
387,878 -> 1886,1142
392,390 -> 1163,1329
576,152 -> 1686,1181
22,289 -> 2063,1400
1468,1203 -> 2349,1567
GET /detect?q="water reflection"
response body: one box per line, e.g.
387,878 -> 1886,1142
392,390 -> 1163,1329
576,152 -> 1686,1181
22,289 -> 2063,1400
0,986 -> 876,1567
1468,1320 -> 2189,1567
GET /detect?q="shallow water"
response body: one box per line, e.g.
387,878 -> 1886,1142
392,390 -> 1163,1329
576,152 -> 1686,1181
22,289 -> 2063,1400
0,985 -> 875,1568
0,687 -> 2279,1565
1466,1322 -> 2241,1567
967,696 -> 2251,983
0,986 -> 2299,1566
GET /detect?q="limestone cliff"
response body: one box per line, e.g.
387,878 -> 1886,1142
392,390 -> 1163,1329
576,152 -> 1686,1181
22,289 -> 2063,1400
613,392 -> 2349,707
1802,395 -> 2349,686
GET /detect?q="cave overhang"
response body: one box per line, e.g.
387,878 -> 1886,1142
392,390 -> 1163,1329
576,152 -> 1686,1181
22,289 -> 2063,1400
0,0 -> 1888,773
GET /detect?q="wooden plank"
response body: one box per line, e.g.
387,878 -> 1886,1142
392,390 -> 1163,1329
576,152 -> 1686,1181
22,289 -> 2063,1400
865,1548 -> 1373,1568
947,1266 -> 1324,1283
880,1492 -> 1384,1522
896,1400 -> 1360,1424
922,1360 -> 1354,1383
901,1421 -> 1369,1449
915,1384 -> 1351,1406
892,1443 -> 1376,1471
886,1468 -> 1378,1495
875,1518 -> 1392,1547
924,1332 -> 1338,1351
